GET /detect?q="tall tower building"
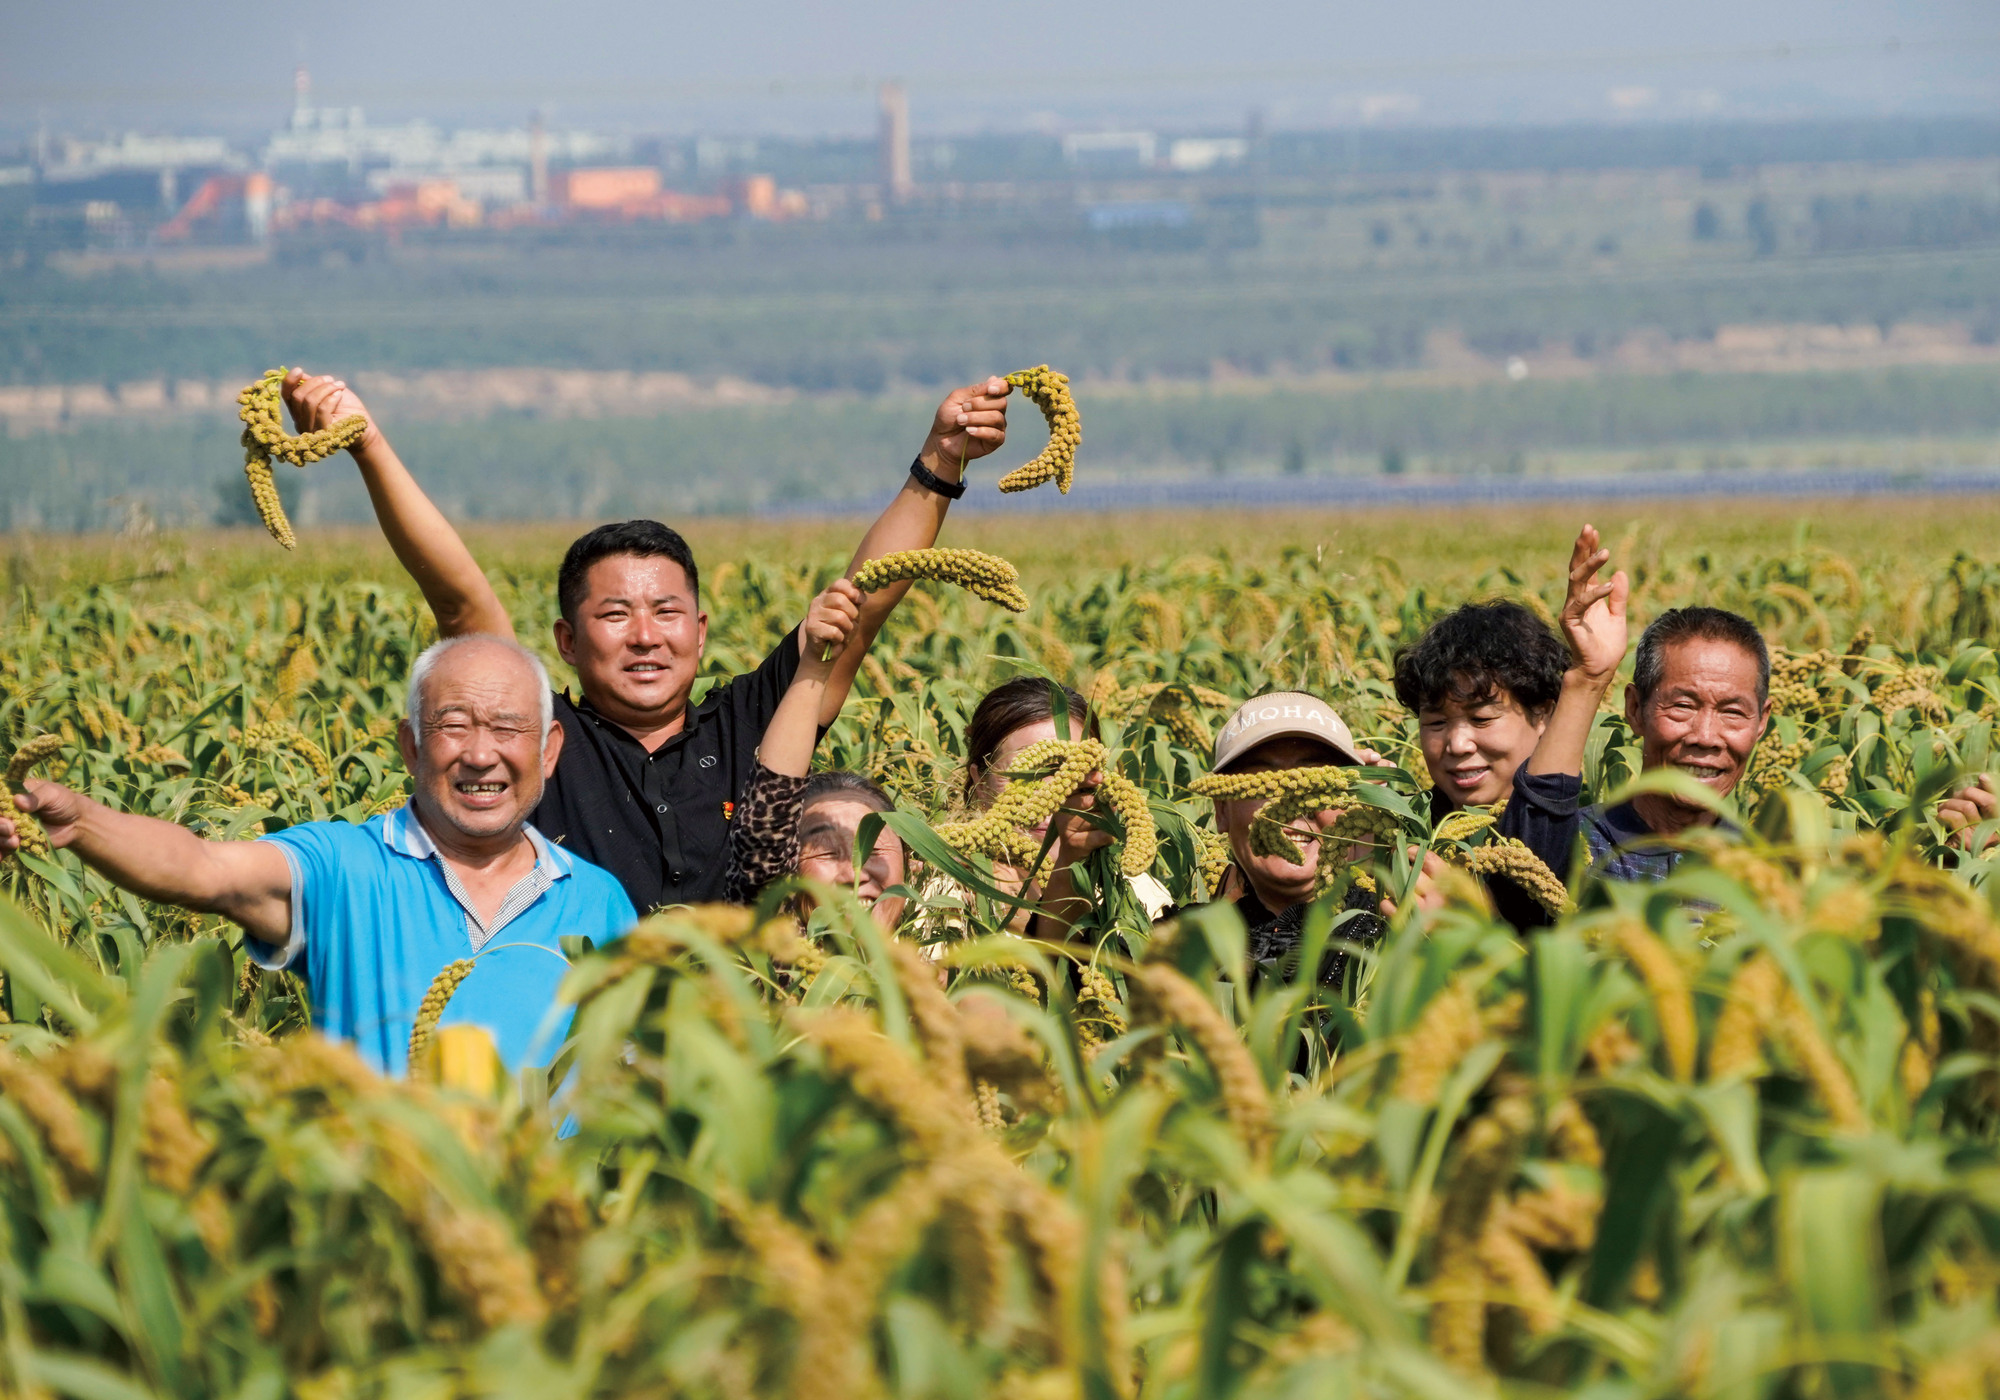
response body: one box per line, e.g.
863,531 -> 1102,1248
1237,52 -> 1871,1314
878,81 -> 912,203
292,67 -> 311,130
530,110 -> 549,207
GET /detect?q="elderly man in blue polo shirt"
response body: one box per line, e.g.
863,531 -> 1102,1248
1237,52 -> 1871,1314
0,634 -> 635,1075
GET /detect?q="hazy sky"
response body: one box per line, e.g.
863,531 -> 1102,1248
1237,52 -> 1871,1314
6,0 -> 1996,135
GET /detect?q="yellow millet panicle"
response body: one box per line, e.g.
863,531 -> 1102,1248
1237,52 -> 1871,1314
1131,963 -> 1272,1160
242,720 -> 335,784
1772,977 -> 1869,1133
1155,698 -> 1211,751
1428,1092 -> 1533,1375
1247,789 -> 1340,864
235,367 -> 367,550
998,365 -> 1081,494
1460,839 -> 1572,917
1392,980 -> 1484,1106
1324,803 -> 1401,852
1873,662 -> 1950,724
407,958 -> 477,1073
1189,765 -> 1356,803
6,733 -> 64,788
0,1050 -> 99,1190
1746,735 -> 1813,794
1608,921 -> 1697,1082
1195,827 -> 1232,897
851,547 -> 1029,612
1085,670 -> 1122,711
417,1193 -> 549,1329
1096,770 -> 1160,876
1768,648 -> 1838,717
1710,955 -> 1783,1078
940,739 -> 1155,876
1477,1214 -> 1563,1336
1433,810 -> 1497,844
1,733 -> 63,860
1704,845 -> 1804,921
1075,965 -> 1128,1050
139,1071 -> 213,1195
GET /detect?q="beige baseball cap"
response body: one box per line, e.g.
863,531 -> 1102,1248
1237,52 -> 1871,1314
1211,691 -> 1364,773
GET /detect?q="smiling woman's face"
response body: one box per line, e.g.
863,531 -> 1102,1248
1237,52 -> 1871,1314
1418,687 -> 1547,809
795,795 -> 908,930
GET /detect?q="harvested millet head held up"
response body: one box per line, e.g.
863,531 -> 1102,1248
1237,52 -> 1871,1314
851,548 -> 1030,613
997,366 -> 1081,495
828,548 -> 1029,662
237,367 -> 367,550
2,734 -> 63,862
407,958 -> 476,1074
937,737 -> 1158,879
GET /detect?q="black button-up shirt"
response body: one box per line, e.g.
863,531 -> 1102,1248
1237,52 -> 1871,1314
531,627 -> 801,913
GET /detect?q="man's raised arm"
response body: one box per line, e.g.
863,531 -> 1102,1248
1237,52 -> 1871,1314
2,781 -> 293,944
1528,524 -> 1631,780
282,371 -> 515,640
812,377 -> 1012,724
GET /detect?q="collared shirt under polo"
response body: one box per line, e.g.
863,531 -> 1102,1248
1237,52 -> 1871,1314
251,806 -> 637,1076
531,627 -> 802,914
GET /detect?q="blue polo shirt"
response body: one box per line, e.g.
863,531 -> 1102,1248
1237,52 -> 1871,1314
250,807 -> 637,1076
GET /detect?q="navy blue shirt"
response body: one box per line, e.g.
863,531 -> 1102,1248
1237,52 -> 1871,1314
1497,767 -> 1708,910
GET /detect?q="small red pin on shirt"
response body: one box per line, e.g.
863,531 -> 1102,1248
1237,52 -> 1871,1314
723,801 -> 735,822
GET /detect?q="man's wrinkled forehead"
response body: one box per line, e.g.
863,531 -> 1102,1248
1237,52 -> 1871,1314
1651,637 -> 1765,701
419,650 -> 542,719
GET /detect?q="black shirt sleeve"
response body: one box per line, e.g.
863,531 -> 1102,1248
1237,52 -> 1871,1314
1486,768 -> 1586,932
1499,768 -> 1585,880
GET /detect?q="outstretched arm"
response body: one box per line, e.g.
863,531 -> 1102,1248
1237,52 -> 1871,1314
2,782 -> 292,943
807,377 -> 1013,726
1528,523 -> 1630,779
282,370 -> 514,640
762,582 -> 863,776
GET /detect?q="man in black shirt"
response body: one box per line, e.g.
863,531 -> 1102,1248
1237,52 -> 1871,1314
277,368 -> 1014,912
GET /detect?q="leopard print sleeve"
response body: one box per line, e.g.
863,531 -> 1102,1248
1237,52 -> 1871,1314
724,763 -> 814,905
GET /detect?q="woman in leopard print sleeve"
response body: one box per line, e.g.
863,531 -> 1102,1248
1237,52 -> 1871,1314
723,765 -> 908,929
721,580 -> 908,928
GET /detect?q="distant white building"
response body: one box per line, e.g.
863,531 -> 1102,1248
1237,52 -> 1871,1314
265,110 -> 617,173
1167,138 -> 1248,173
47,132 -> 244,176
364,165 -> 528,205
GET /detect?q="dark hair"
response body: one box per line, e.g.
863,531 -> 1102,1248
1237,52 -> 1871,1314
1392,600 -> 1568,719
801,771 -> 897,817
1632,607 -> 1770,707
557,520 -> 700,626
962,677 -> 1093,803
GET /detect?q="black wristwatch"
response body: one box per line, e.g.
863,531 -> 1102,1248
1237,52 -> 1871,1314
909,454 -> 967,500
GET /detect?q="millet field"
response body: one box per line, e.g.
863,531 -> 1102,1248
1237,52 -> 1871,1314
4,498 -> 2000,1398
